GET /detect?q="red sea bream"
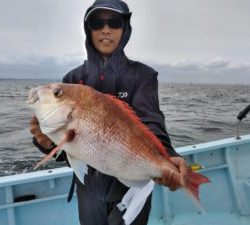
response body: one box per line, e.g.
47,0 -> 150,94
27,83 -> 209,225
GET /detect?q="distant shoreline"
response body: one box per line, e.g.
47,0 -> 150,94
0,78 -> 57,81
1,78 -> 250,86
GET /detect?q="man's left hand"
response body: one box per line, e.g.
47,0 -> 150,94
154,156 -> 188,191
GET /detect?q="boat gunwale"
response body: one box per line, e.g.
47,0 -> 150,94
1,134 -> 250,187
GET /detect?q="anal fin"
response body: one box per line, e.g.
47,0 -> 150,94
66,153 -> 88,184
118,178 -> 150,188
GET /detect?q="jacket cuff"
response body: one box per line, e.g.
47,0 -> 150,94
32,137 -> 55,154
32,137 -> 66,162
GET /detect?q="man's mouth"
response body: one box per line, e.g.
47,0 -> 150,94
100,38 -> 113,43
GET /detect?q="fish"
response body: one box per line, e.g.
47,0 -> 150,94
27,83 -> 209,224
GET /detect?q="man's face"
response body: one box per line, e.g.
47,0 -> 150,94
89,10 -> 124,57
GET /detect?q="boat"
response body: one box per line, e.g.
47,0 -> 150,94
1,106 -> 250,225
1,134 -> 249,225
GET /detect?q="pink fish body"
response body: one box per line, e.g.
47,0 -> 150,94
27,83 -> 209,224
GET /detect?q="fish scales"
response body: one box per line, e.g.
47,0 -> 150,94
71,107 -> 163,180
62,90 -> 164,180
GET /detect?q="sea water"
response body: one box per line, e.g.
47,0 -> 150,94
0,79 -> 249,176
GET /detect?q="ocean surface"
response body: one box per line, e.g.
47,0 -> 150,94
0,79 -> 250,176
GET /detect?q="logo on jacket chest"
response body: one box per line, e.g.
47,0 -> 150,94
117,91 -> 128,99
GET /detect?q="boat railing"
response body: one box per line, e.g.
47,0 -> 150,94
1,135 -> 250,225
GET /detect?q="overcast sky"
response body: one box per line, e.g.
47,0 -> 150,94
0,0 -> 250,83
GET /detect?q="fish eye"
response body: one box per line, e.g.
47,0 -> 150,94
52,88 -> 63,97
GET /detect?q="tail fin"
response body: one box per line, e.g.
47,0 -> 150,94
185,171 -> 210,201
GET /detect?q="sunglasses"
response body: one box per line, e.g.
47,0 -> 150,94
87,17 -> 124,30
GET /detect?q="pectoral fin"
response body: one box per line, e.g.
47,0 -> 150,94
34,129 -> 75,170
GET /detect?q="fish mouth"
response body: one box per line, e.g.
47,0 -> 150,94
26,88 -> 39,105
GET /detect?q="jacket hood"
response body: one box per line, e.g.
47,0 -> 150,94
84,0 -> 130,21
83,0 -> 132,69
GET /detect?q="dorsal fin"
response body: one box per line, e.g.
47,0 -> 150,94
104,94 -> 170,159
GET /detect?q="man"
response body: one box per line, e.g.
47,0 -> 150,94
30,0 -> 188,224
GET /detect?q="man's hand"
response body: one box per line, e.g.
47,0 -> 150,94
170,157 -> 188,186
30,116 -> 54,149
154,156 -> 188,191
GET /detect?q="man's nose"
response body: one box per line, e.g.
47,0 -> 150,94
101,24 -> 111,34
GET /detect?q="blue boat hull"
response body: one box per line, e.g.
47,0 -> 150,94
1,135 -> 250,225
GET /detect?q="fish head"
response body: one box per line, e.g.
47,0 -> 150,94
27,83 -> 77,134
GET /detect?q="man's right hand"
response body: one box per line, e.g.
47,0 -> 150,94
30,116 -> 54,149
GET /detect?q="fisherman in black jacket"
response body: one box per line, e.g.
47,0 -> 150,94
30,1 -> 188,224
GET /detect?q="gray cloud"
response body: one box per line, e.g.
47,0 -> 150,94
0,54 -> 83,80
0,0 -> 86,57
1,54 -> 249,84
0,0 -> 250,83
154,59 -> 250,84
205,59 -> 230,69
167,61 -> 202,72
126,0 -> 250,63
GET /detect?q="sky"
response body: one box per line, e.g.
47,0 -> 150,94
0,0 -> 250,83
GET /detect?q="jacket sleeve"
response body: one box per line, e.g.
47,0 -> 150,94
131,71 -> 180,157
32,137 -> 67,162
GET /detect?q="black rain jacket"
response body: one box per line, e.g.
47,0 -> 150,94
63,0 -> 179,202
35,0 -> 179,202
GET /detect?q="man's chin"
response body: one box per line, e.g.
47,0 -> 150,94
99,48 -> 115,57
